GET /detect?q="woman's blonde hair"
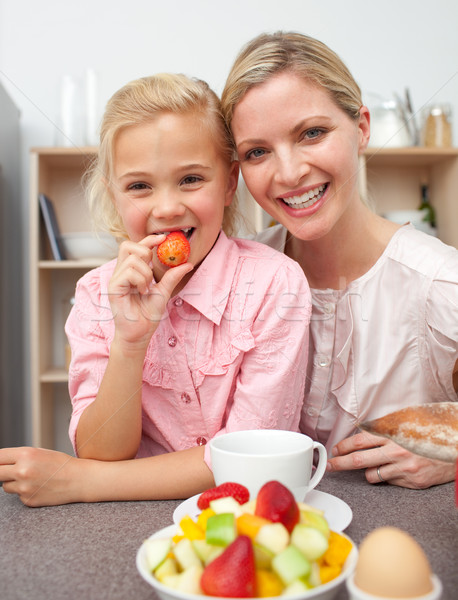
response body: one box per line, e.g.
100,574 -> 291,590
221,31 -> 362,132
86,73 -> 239,238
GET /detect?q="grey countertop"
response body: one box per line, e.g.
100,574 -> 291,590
1,470 -> 456,600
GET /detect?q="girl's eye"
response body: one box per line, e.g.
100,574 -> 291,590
181,175 -> 202,185
127,182 -> 149,191
245,148 -> 266,160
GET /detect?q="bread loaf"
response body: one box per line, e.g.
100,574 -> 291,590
360,403 -> 458,463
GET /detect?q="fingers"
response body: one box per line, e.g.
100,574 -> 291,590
112,241 -> 155,294
332,431 -> 387,457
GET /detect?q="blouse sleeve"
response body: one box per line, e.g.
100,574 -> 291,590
423,250 -> 458,400
65,267 -> 114,454
203,259 -> 311,465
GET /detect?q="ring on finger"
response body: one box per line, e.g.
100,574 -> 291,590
377,466 -> 386,483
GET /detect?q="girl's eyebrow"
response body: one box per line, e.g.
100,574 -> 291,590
117,170 -> 149,180
117,164 -> 212,180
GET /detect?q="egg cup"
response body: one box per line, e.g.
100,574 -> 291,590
346,572 -> 443,600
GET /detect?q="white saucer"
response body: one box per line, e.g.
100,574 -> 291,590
173,488 -> 352,532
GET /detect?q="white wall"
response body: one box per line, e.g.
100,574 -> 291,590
1,0 -> 457,443
1,0 -> 458,151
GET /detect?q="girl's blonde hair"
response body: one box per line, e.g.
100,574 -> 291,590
221,31 -> 362,132
86,73 -> 239,238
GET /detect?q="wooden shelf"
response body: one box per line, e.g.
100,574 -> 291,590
40,368 -> 69,383
39,259 -> 107,269
29,146 -> 108,450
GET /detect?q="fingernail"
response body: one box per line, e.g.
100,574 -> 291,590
326,461 -> 333,472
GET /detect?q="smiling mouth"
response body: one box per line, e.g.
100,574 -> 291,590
280,184 -> 328,209
154,227 -> 195,240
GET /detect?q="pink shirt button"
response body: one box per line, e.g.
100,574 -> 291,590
181,392 -> 191,404
168,336 -> 177,347
196,436 -> 207,446
174,298 -> 183,307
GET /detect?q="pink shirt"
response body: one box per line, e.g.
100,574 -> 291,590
256,224 -> 458,451
66,232 -> 311,465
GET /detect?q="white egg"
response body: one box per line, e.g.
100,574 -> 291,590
354,527 -> 433,598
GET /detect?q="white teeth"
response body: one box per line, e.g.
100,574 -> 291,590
282,184 -> 327,209
155,227 -> 192,236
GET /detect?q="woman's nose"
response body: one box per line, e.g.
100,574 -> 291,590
274,149 -> 310,187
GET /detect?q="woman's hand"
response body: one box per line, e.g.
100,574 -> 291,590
0,447 -> 88,507
109,235 -> 193,351
326,431 -> 456,489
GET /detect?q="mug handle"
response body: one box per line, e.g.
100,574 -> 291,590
307,442 -> 327,492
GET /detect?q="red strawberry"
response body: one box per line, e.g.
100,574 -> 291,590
254,480 -> 299,533
156,231 -> 190,267
197,482 -> 250,510
201,535 -> 256,598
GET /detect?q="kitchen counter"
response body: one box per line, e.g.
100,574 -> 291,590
1,470 -> 456,600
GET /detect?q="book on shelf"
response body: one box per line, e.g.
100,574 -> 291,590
38,193 -> 66,260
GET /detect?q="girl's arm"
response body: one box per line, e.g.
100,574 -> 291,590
75,237 -> 193,460
0,445 -> 214,507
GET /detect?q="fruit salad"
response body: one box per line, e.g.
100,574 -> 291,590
142,481 -> 353,598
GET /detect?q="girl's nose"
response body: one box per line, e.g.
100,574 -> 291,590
274,148 -> 310,188
150,191 -> 186,220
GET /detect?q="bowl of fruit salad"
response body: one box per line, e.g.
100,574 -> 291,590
136,480 -> 357,600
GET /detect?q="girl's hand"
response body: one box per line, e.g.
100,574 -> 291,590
109,235 -> 193,349
0,447 -> 88,507
326,431 -> 456,489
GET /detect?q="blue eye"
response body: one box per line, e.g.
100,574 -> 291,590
305,128 -> 324,139
246,148 -> 266,160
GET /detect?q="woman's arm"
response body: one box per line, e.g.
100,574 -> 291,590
75,237 -> 193,460
0,445 -> 214,507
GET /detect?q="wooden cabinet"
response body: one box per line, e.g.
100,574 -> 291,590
29,146 -> 458,451
360,147 -> 458,248
30,147 -> 98,451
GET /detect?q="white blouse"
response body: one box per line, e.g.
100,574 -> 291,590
256,224 -> 458,452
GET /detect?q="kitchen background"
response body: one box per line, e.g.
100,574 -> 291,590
1,0 -> 457,447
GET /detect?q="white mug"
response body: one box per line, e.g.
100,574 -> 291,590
209,430 -> 327,502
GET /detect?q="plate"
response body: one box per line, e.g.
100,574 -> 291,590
173,488 -> 352,532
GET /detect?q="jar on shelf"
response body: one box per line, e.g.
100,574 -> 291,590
421,103 -> 453,147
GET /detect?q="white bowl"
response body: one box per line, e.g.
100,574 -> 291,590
346,572 -> 442,600
136,525 -> 358,600
61,232 -> 118,260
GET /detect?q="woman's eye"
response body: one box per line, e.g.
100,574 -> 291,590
304,128 -> 325,140
246,148 -> 266,160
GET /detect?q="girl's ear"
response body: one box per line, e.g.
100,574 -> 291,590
357,106 -> 371,153
224,161 -> 239,207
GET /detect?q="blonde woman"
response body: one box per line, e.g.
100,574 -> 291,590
222,31 -> 458,489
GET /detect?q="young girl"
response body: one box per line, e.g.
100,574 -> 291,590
221,32 -> 458,489
0,73 -> 311,506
